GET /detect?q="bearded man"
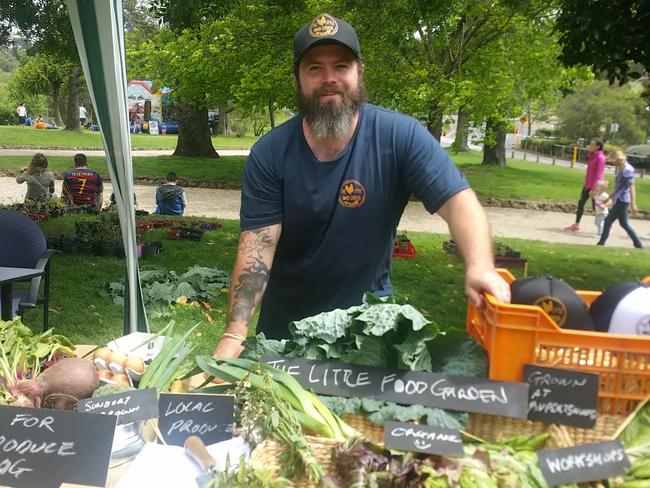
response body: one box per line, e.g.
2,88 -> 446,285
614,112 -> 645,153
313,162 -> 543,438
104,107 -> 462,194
214,13 -> 510,356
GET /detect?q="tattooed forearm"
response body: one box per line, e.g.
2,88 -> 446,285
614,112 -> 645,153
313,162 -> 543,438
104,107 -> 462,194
228,226 -> 279,324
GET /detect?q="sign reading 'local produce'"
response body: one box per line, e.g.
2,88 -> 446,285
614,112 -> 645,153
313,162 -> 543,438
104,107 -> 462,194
263,357 -> 529,418
0,405 -> 116,488
538,440 -> 629,486
77,387 -> 159,425
384,421 -> 464,457
524,365 -> 598,428
157,393 -> 235,447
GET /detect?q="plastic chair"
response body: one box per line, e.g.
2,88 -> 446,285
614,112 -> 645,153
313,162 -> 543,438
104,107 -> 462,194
0,210 -> 54,330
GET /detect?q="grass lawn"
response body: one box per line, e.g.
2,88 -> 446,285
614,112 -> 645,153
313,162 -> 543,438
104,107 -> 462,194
0,125 -> 258,150
2,150 -> 649,208
20,216 -> 650,355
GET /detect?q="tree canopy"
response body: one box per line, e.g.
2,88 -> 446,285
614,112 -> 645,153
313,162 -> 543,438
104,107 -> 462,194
556,0 -> 650,82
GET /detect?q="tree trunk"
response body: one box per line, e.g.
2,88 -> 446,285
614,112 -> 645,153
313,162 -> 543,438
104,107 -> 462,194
173,104 -> 219,158
482,118 -> 507,166
268,98 -> 275,130
64,66 -> 81,131
217,103 -> 231,135
51,90 -> 63,127
427,110 -> 443,141
452,108 -> 470,151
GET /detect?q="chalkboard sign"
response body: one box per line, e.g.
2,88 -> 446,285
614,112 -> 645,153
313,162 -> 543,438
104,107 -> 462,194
524,365 -> 598,428
262,357 -> 529,418
384,421 -> 464,457
77,388 -> 159,425
0,405 -> 116,488
158,393 -> 234,447
538,440 -> 629,486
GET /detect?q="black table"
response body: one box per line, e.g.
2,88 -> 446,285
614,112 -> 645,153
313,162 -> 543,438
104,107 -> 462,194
0,267 -> 44,321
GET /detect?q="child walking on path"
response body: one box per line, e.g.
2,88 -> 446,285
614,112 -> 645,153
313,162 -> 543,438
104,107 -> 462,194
597,151 -> 643,248
593,179 -> 610,236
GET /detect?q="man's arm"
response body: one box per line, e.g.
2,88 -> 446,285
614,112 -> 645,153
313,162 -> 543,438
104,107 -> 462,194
213,223 -> 282,358
437,189 -> 511,306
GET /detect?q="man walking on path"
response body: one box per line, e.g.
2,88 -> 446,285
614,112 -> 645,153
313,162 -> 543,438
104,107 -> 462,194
565,138 -> 606,231
16,103 -> 27,128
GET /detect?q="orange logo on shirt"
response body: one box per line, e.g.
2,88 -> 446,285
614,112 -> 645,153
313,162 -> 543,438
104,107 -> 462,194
338,179 -> 366,208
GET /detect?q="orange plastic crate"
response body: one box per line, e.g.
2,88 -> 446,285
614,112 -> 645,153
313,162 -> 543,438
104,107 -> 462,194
467,269 -> 650,415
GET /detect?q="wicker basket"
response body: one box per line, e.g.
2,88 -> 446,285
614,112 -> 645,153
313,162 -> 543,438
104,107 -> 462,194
342,412 -> 627,449
249,435 -> 341,488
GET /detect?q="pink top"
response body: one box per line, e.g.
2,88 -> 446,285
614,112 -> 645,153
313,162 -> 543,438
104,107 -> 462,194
584,150 -> 605,190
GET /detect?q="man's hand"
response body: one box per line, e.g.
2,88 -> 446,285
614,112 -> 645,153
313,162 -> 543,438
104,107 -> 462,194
631,204 -> 639,216
465,267 -> 511,307
213,336 -> 244,359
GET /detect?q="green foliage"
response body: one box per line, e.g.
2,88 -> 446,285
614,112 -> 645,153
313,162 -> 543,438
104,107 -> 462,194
100,264 -> 230,317
9,53 -> 69,107
556,80 -> 649,145
556,0 -> 650,83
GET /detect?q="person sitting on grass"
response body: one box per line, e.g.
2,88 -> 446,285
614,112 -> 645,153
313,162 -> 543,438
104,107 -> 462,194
62,153 -> 104,210
15,153 -> 55,203
154,172 -> 186,216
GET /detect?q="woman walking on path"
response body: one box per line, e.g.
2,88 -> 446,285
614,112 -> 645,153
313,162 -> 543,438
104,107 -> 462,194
597,150 -> 643,248
15,153 -> 55,202
565,138 -> 606,231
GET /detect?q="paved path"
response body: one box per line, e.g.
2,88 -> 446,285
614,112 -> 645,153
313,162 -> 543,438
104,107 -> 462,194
3,177 -> 648,249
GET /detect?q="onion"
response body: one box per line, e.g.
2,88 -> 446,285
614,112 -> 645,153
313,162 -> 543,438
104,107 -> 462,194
93,347 -> 113,362
124,356 -> 144,374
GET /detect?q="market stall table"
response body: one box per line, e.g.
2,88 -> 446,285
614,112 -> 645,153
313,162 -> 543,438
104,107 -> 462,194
0,266 -> 44,320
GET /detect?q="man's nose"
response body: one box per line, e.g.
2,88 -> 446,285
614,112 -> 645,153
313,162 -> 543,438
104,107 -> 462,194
321,66 -> 339,83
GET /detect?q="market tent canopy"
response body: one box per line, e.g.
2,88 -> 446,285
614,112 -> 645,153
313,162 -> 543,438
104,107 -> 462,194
65,0 -> 148,335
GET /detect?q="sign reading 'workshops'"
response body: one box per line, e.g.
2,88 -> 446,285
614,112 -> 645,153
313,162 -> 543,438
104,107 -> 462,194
262,357 -> 529,418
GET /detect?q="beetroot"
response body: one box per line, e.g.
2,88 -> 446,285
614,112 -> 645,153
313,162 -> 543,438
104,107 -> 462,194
36,357 -> 100,410
16,379 -> 44,408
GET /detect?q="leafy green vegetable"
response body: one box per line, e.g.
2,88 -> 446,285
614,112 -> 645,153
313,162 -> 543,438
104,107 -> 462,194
621,401 -> 650,461
208,456 -> 293,488
243,293 -> 487,431
100,264 -> 230,316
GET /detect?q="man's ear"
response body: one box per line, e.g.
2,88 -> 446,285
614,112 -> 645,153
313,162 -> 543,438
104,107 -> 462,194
358,62 -> 365,77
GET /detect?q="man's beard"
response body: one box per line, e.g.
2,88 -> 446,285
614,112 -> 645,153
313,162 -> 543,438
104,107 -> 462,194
296,80 -> 367,140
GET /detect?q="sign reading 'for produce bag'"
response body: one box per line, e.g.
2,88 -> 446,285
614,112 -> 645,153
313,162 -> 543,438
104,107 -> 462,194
263,356 -> 529,418
157,393 -> 234,447
0,405 -> 116,488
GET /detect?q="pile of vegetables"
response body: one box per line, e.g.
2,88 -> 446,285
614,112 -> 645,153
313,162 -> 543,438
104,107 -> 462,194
194,357 -> 360,483
320,433 -> 583,488
612,400 -> 650,487
100,265 -> 230,317
0,317 -> 83,408
243,294 -> 486,428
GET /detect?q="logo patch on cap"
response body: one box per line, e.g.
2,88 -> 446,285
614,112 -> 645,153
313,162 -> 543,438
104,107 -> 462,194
309,14 -> 338,38
636,315 -> 650,335
534,295 -> 568,326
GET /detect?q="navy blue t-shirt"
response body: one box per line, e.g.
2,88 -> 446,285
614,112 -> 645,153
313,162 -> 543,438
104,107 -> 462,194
241,104 -> 469,339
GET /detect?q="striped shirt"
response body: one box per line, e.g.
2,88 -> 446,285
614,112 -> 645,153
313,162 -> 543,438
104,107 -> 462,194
63,168 -> 103,206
